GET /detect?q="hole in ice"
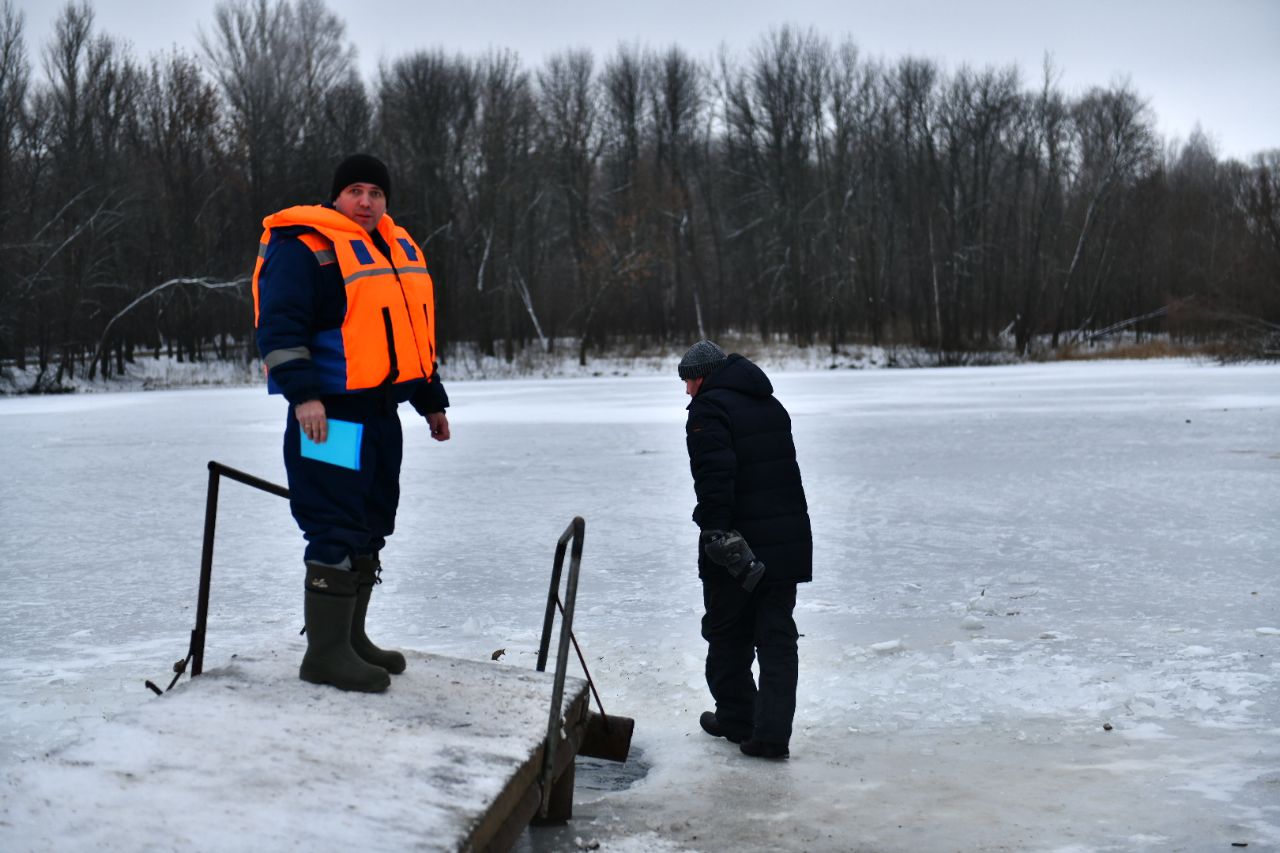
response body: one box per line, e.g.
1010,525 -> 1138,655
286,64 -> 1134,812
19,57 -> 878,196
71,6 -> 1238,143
575,744 -> 650,793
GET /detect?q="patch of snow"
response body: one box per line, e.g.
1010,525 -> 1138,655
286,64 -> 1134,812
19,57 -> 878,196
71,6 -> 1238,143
967,595 -> 1001,614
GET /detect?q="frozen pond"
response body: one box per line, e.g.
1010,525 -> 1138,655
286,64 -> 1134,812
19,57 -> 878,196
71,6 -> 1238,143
1,358 -> 1277,851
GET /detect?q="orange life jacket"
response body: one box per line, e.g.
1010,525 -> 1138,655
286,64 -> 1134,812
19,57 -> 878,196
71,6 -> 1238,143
253,206 -> 437,392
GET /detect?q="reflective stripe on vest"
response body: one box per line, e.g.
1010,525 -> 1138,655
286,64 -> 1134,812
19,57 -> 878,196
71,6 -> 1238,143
252,205 -> 437,392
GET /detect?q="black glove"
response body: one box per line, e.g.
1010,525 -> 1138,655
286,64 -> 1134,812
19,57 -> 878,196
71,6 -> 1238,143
701,529 -> 766,592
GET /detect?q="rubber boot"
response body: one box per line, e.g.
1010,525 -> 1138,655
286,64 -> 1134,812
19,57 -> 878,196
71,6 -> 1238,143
352,555 -> 407,675
300,563 -> 390,693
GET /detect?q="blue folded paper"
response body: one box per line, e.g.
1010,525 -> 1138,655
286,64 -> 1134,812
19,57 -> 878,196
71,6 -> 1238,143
300,418 -> 363,470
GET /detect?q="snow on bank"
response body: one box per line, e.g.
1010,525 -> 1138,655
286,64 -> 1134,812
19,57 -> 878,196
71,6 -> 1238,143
0,355 -> 264,395
0,335 -> 1241,395
0,338 -> 971,395
0,359 -> 1277,851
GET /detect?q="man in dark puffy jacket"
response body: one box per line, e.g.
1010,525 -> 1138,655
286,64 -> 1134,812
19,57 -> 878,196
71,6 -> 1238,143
680,340 -> 812,759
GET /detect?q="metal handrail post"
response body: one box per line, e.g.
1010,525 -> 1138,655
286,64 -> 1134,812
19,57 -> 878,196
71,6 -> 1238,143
535,533 -> 569,673
191,465 -> 221,676
190,462 -> 291,678
537,516 -> 585,818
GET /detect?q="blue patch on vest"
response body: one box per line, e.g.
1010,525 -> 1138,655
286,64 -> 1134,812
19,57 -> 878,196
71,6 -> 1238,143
312,329 -> 349,393
350,239 -> 374,265
397,238 -> 418,261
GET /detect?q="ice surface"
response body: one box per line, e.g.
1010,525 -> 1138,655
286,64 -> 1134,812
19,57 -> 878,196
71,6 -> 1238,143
1,359 -> 1277,851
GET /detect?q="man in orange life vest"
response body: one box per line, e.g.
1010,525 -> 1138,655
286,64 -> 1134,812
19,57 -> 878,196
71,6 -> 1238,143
253,154 -> 449,693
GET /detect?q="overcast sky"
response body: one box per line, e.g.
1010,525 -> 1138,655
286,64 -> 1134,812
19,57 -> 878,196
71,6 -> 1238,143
11,0 -> 1280,161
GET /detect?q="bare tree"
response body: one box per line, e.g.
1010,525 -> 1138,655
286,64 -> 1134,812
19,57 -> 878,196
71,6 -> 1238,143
5,9 -> 1277,381
377,48 -> 479,357
601,45 -> 647,193
29,1 -> 140,383
377,49 -> 477,226
721,26 -> 831,343
813,38 -> 866,352
322,71 -> 372,154
472,51 -> 543,357
1012,58 -> 1070,354
1242,151 -> 1280,281
201,0 -> 354,214
886,56 -> 942,346
537,49 -> 605,364
1241,151 -> 1280,337
0,0 -> 29,364
86,47 -> 242,379
1050,83 -> 1156,346
649,46 -> 708,339
289,0 -> 357,187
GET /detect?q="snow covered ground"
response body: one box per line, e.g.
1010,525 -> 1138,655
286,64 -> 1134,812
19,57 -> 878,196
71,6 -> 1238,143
0,358 -> 1277,851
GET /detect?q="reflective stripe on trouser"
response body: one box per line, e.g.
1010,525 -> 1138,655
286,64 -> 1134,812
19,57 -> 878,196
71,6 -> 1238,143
701,577 -> 799,744
282,394 -> 402,567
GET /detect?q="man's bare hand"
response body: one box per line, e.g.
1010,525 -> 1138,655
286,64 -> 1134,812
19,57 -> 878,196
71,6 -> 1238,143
296,399 -> 327,443
426,411 -> 451,442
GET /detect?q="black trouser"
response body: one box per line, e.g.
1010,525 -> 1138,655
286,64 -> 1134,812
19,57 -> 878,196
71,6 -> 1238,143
701,576 -> 799,745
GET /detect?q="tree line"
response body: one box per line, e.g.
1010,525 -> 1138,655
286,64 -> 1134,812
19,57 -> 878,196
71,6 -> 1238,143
1,0 -> 1277,387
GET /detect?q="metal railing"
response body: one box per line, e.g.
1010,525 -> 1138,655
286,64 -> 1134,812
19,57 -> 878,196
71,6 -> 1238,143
534,516 -> 585,819
147,461 -> 289,694
149,465 -> 627,825
192,462 -> 291,676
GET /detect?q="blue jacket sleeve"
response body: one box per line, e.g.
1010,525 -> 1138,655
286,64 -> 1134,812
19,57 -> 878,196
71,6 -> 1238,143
686,397 -> 736,531
408,370 -> 450,415
256,235 -> 324,404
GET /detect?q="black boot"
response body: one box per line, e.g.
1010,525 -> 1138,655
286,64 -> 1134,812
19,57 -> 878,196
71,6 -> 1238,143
300,563 -> 390,693
699,711 -> 749,744
351,555 -> 406,675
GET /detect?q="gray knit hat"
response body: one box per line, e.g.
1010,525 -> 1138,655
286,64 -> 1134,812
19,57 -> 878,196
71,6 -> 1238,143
678,340 -> 727,380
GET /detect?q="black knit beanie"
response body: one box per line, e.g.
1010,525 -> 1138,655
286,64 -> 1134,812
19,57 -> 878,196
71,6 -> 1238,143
331,153 -> 392,203
678,340 -> 727,380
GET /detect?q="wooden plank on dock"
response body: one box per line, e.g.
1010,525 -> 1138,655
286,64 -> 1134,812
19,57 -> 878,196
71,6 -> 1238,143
0,649 -> 590,852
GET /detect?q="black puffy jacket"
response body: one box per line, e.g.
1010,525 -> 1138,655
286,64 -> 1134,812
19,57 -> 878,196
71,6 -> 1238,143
685,354 -> 813,583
